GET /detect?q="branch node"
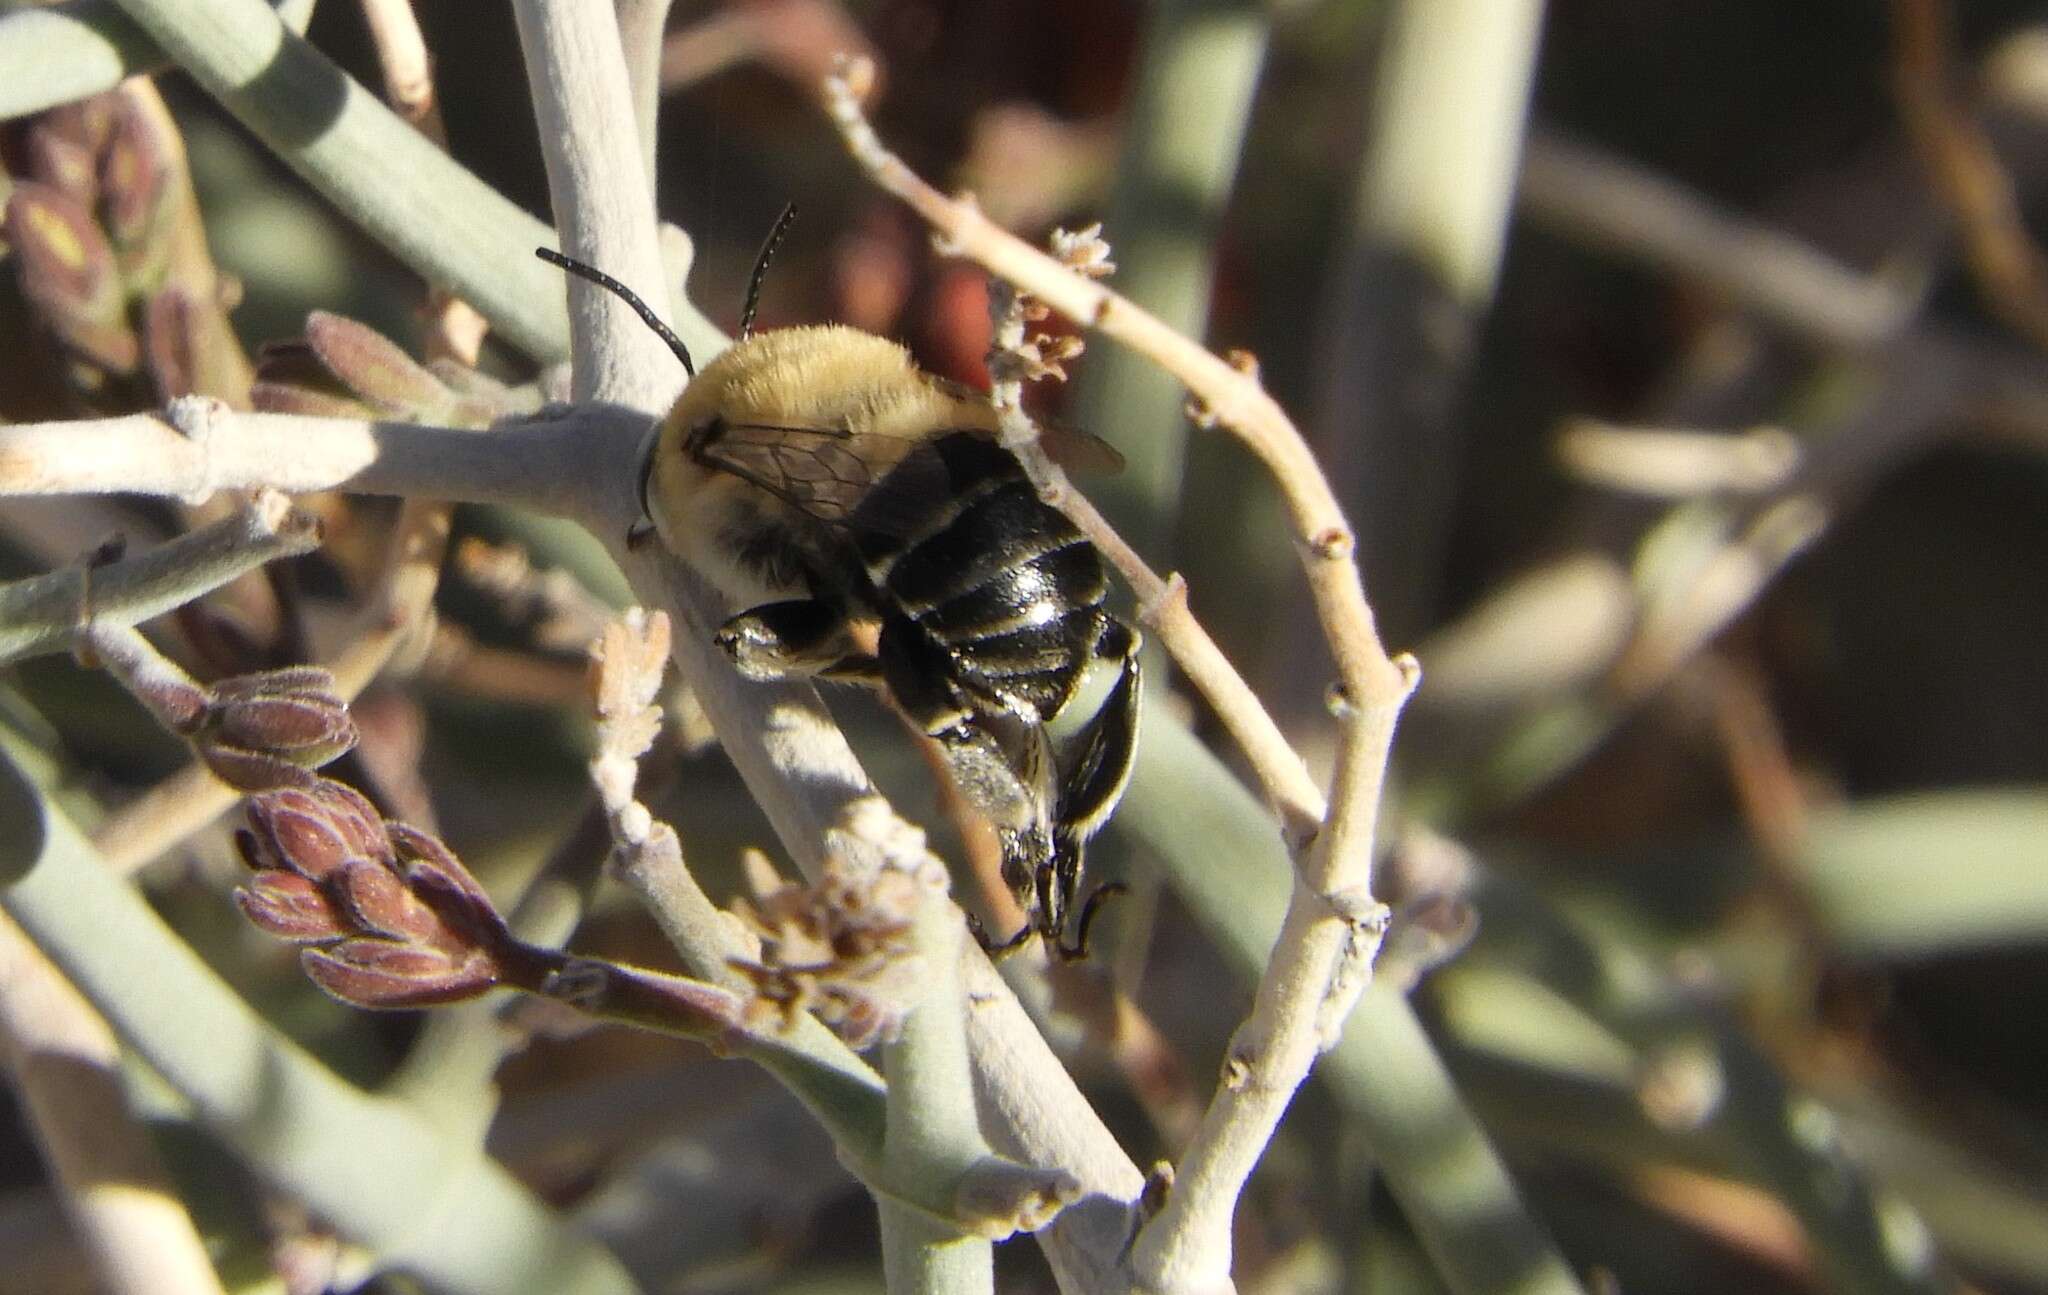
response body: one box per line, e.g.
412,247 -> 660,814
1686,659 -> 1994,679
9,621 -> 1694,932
952,1156 -> 1084,1238
1137,570 -> 1189,627
1136,1162 -> 1175,1227
1394,652 -> 1423,696
163,394 -> 230,502
1309,526 -> 1353,561
1320,885 -> 1389,931
1219,1051 -> 1252,1091
1323,680 -> 1355,719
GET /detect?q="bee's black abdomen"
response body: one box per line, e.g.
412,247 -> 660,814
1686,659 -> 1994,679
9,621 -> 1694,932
882,481 -> 1079,610
857,432 -> 1109,723
919,540 -> 1101,638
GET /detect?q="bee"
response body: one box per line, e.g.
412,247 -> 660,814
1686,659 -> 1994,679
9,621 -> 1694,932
538,212 -> 1141,960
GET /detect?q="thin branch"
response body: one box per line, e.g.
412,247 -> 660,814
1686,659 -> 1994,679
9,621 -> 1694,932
358,0 -> 442,139
823,60 -> 1421,1290
1554,420 -> 1802,498
513,0 -> 676,410
1519,129 -> 1923,350
0,400 -> 637,518
0,490 -> 321,663
1892,0 -> 2048,353
880,903 -> 995,1294
613,0 -> 675,188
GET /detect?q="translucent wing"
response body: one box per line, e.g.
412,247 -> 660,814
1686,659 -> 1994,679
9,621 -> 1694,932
927,377 -> 1126,475
689,421 -> 879,526
693,420 -> 973,542
1036,421 -> 1126,476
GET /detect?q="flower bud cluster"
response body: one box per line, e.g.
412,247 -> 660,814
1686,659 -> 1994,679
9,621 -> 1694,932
234,779 -> 528,1009
188,667 -> 359,791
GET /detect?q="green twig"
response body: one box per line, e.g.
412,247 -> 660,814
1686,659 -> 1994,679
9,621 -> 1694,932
880,904 -> 994,1292
0,492 -> 321,663
0,0 -> 312,121
1069,0 -> 1270,557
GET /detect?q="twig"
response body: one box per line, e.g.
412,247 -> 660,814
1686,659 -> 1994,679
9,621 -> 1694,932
658,0 -> 878,97
824,59 -> 1420,1291
1123,715 -> 1587,1294
0,491 -> 321,662
1519,129 -> 1923,350
613,0 -> 674,187
1892,0 -> 2048,353
1609,496 -> 1828,701
512,0 -> 674,410
880,903 -> 996,1293
358,0 -> 441,138
1555,420 -> 1802,498
0,401 -> 638,516
0,910 -> 227,1295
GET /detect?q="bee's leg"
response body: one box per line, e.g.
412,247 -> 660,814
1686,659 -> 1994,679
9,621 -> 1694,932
968,909 -> 1038,958
878,615 -> 1064,950
714,599 -> 859,679
1052,877 -> 1129,962
1054,621 -> 1143,841
818,655 -> 885,686
1041,622 -> 1142,960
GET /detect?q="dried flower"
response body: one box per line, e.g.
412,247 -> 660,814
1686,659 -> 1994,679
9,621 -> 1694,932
727,856 -> 925,1049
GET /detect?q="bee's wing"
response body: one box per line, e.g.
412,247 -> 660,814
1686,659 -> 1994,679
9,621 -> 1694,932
693,422 -> 880,526
927,376 -> 1125,475
1036,421 -> 1126,476
698,422 -> 972,542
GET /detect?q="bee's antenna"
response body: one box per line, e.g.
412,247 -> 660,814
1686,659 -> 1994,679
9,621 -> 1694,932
738,202 -> 797,340
535,247 -> 695,377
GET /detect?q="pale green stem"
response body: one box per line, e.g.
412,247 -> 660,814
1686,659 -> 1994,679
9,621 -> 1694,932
880,1201 -> 994,1295
1069,0 -> 1269,557
879,902 -> 994,1293
0,0 -> 312,121
0,498 -> 320,663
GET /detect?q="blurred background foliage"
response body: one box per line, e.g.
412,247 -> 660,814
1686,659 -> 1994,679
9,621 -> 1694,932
5,0 -> 2048,1293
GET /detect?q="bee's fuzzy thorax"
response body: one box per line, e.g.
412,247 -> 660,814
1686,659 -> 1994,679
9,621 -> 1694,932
666,324 -> 995,443
644,324 -> 996,607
